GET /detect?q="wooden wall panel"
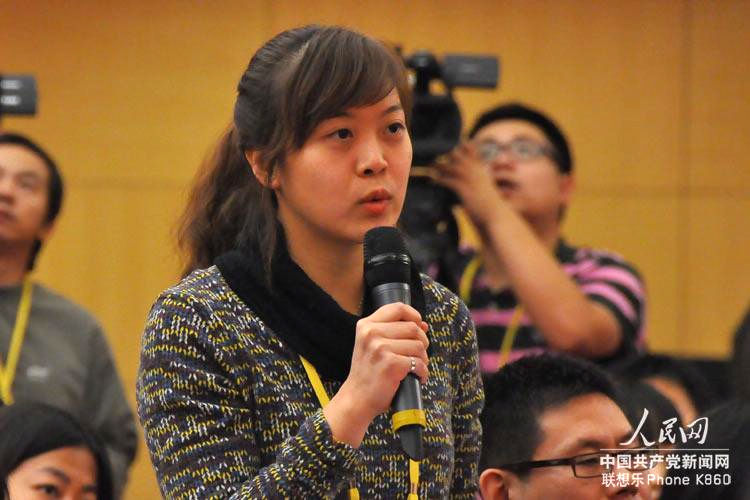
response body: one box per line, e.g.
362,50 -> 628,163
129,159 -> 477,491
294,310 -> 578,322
2,1 -> 271,184
37,184 -> 186,329
680,0 -> 750,357
688,1 -> 750,191
683,197 -> 750,357
2,1 -> 749,498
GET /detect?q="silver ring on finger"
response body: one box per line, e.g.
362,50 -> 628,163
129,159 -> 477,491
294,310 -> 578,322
410,356 -> 417,373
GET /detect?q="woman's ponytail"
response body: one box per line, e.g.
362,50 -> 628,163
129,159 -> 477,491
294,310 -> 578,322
177,125 -> 274,276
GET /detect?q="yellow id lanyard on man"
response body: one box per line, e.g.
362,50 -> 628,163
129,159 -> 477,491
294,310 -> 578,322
0,277 -> 33,405
459,256 -> 524,368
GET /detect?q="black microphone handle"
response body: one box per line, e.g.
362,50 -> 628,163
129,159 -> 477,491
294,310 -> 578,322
371,283 -> 425,461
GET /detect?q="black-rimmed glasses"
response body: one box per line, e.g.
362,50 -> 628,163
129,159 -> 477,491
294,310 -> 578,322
477,138 -> 555,164
498,449 -> 661,479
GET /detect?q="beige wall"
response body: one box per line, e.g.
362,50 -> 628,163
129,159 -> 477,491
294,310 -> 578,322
2,1 -> 748,497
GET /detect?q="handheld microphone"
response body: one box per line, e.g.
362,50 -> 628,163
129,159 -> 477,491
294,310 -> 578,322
363,226 -> 424,461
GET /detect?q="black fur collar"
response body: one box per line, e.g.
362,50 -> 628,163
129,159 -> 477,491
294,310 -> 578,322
215,229 -> 426,381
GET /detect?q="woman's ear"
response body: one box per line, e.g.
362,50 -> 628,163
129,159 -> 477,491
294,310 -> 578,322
245,150 -> 280,189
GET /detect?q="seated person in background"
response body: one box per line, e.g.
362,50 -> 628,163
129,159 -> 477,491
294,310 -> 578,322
0,133 -> 136,495
479,353 -> 650,499
617,380 -> 682,435
0,402 -> 114,499
616,380 -> 683,500
610,354 -> 716,424
433,103 -> 645,372
730,304 -> 750,400
660,399 -> 750,500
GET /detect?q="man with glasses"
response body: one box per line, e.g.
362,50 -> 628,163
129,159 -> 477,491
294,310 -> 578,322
479,354 -> 652,499
432,102 -> 645,371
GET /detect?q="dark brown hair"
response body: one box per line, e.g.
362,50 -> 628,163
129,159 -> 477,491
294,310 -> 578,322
178,25 -> 411,277
0,403 -> 113,500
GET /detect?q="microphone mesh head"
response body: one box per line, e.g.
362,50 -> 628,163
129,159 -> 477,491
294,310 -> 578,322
363,226 -> 411,287
364,226 -> 408,262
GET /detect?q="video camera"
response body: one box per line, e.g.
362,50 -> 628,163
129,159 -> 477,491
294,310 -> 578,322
0,74 -> 37,122
399,51 -> 499,286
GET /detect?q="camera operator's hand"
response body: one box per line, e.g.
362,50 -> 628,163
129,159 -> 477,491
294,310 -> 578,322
431,141 -> 507,231
433,141 -> 624,361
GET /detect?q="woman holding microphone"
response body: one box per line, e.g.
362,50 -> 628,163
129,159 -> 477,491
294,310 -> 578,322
137,25 -> 482,499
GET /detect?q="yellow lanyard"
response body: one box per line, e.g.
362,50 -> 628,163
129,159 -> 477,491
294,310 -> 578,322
300,356 -> 420,500
458,256 -> 523,370
0,277 -> 33,405
458,256 -> 483,304
497,306 -> 523,369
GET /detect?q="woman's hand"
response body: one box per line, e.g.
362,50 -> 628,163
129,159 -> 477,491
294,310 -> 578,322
324,302 -> 429,447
